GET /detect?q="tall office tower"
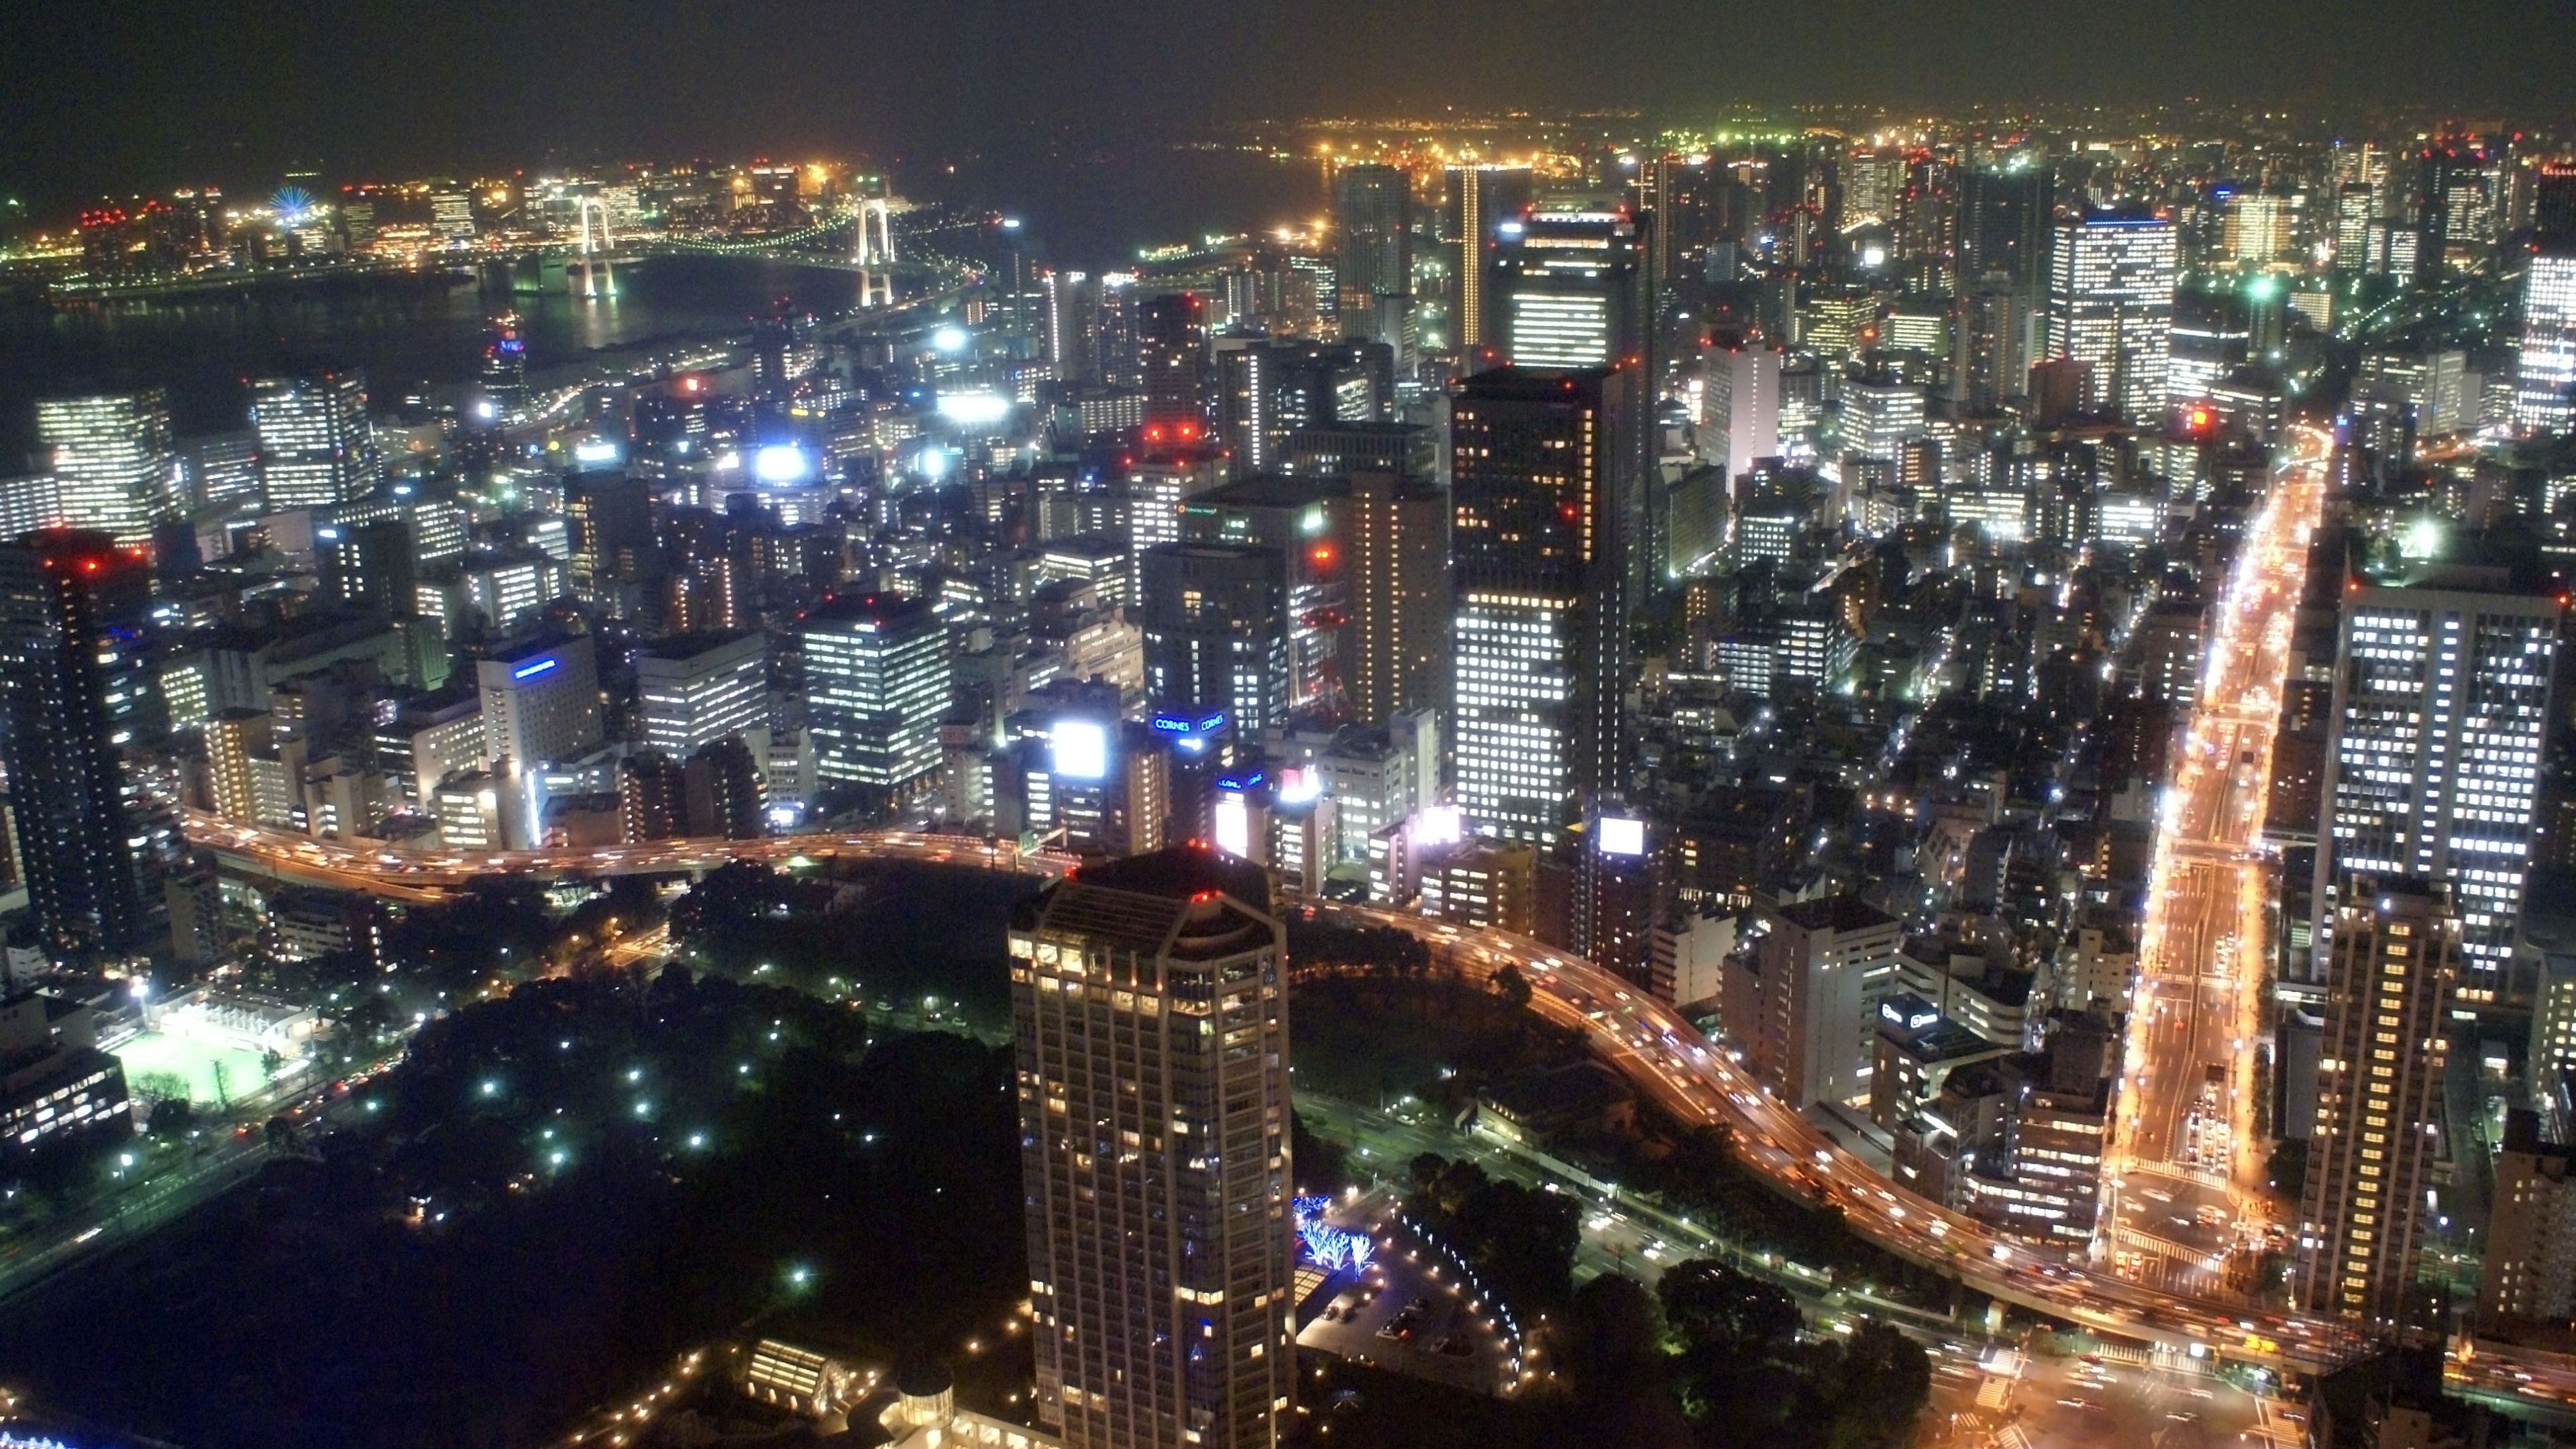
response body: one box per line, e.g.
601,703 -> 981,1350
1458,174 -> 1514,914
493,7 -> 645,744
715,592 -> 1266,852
252,372 -> 380,508
2326,185 -> 2375,276
1010,845 -> 1293,1449
2300,877 -> 2457,1325
1444,164 -> 1534,354
1139,543 -> 1291,735
0,533 -> 156,959
1493,208 -> 1644,369
317,517 -> 415,610
1705,339 -> 1782,477
1044,269 -> 1102,387
2045,211 -> 2178,423
1839,375 -> 1927,465
566,473 -> 660,614
1449,368 -> 1629,845
1951,274 -> 2024,413
431,190 -> 477,246
1890,154 -> 1961,295
2418,145 -> 2503,274
2312,553 -> 2560,1006
2514,251 -> 2576,433
1096,274 -> 1142,388
2223,193 -> 2293,266
1138,293 -> 1209,430
1958,164 -> 2053,290
476,636 -> 604,771
35,391 -> 174,546
636,629 -> 767,757
1638,152 -> 1715,295
1213,336 -> 1277,478
1332,164 -> 1410,343
801,593 -> 951,813
1343,471 -> 1449,725
2537,164 -> 2576,248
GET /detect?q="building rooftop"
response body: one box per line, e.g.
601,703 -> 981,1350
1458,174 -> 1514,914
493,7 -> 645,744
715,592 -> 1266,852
1776,895 -> 1896,934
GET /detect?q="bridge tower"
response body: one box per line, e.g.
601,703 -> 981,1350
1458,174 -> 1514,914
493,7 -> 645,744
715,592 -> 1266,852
855,197 -> 895,308
573,197 -> 617,300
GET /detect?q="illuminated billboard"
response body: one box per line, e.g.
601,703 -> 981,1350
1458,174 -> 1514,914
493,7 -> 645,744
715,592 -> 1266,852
1051,720 -> 1108,780
1597,817 -> 1647,857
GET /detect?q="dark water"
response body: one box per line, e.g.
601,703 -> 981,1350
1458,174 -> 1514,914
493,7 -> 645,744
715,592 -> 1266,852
0,147 -> 1323,466
0,255 -> 875,466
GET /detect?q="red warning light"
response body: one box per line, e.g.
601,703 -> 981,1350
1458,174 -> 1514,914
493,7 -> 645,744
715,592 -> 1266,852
1309,545 -> 1334,565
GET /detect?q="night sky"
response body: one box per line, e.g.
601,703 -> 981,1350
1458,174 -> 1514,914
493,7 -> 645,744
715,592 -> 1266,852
3,0 -> 2573,213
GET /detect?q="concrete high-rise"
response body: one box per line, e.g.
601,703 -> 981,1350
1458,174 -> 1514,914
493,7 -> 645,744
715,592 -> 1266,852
1332,164 -> 1409,344
1445,164 -> 1534,354
0,532 -> 159,958
1720,895 -> 1904,1110
476,635 -> 604,771
2312,547 -> 2560,1006
2300,876 -> 2456,1326
252,372 -> 380,508
1139,543 -> 1291,736
1342,470 -> 1448,726
2514,250 -> 2576,434
800,593 -> 951,812
635,629 -> 767,758
1704,339 -> 1782,477
1449,367 -> 1629,845
1138,294 -> 1209,431
35,391 -> 174,545
1010,845 -> 1293,1449
1493,208 -> 1644,370
2045,211 -> 2177,423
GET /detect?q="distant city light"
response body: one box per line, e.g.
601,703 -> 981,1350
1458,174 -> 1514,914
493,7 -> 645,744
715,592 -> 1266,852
931,325 -> 969,352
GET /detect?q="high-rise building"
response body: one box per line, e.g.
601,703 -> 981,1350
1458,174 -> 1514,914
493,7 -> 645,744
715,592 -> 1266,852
252,372 -> 380,508
1704,339 -> 1782,477
1333,164 -> 1409,343
476,635 -> 604,771
2536,163 -> 2576,248
1446,164 -> 1534,354
1010,845 -> 1293,1449
2045,211 -> 2178,423
2223,193 -> 2293,265
1493,209 -> 1644,370
800,593 -> 951,811
2312,549 -> 2560,1006
1138,294 -> 1209,430
2300,876 -> 2457,1325
1951,274 -> 2025,413
2514,252 -> 2576,434
316,517 -> 415,611
35,391 -> 174,545
2418,146 -> 2503,275
2479,1109 -> 2576,1328
1720,895 -> 1903,1110
1044,269 -> 1102,388
1449,368 -> 1629,845
1958,164 -> 2054,291
1139,543 -> 1290,736
1342,470 -> 1448,725
0,533 -> 158,959
636,630 -> 767,758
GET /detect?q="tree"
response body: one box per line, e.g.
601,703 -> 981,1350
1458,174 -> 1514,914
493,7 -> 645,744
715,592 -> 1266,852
1489,963 -> 1533,1010
146,1097 -> 195,1138
1823,1323 -> 1931,1449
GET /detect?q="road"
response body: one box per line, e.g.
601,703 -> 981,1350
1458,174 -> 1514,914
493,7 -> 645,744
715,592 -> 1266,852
2106,423 -> 2331,1299
174,643 -> 2576,1409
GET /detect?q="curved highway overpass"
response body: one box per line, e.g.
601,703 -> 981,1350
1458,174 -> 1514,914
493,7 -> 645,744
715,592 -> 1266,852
189,807 -> 2569,1392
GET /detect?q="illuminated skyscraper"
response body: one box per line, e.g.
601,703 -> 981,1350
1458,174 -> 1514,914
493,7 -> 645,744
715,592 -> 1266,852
635,629 -> 767,758
2514,251 -> 2576,433
2045,211 -> 2177,423
1342,470 -> 1449,725
0,532 -> 158,958
2312,549 -> 2560,1007
1332,164 -> 1409,343
1010,845 -> 1293,1449
1138,293 -> 1209,430
2299,876 -> 2455,1325
34,391 -> 174,545
1704,339 -> 1782,476
252,371 -> 380,508
1449,368 -> 1629,845
1044,269 -> 1102,388
1444,164 -> 1534,354
1493,209 -> 1644,370
800,593 -> 951,812
476,635 -> 604,771
1140,543 -> 1290,735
